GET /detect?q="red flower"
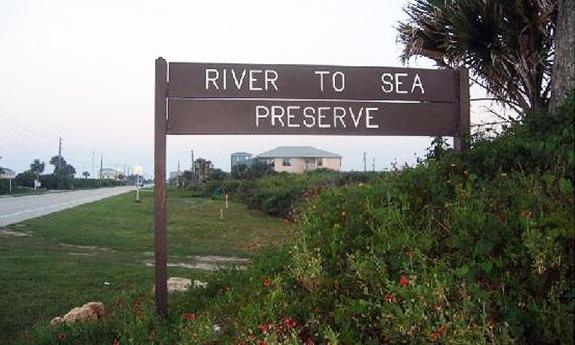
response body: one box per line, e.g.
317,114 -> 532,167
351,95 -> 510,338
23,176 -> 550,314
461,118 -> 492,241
399,275 -> 409,287
262,278 -> 271,288
259,341 -> 268,345
182,312 -> 196,321
437,323 -> 447,335
259,323 -> 271,335
283,318 -> 297,329
57,333 -> 66,341
487,319 -> 496,330
431,324 -> 447,341
148,330 -> 156,341
304,338 -> 315,345
112,338 -> 120,345
521,210 -> 532,219
384,294 -> 396,303
434,304 -> 442,312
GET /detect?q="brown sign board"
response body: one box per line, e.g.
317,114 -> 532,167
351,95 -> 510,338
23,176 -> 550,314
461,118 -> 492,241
168,62 -> 459,102
167,99 -> 459,136
154,57 -> 470,317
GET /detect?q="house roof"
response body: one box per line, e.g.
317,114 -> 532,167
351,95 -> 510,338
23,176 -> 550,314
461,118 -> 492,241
231,152 -> 252,156
255,146 -> 341,159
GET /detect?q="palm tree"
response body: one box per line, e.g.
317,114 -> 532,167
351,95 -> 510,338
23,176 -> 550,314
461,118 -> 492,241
398,0 -> 560,114
30,159 -> 45,178
82,171 -> 90,179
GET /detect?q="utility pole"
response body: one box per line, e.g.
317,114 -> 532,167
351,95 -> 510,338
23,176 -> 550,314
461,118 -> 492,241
92,150 -> 95,179
372,158 -> 375,172
191,150 -> 195,172
363,152 -> 367,173
57,137 -> 62,173
177,160 -> 180,186
100,154 -> 103,179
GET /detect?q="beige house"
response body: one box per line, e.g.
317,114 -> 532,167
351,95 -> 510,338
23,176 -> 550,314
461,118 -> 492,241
255,146 -> 341,173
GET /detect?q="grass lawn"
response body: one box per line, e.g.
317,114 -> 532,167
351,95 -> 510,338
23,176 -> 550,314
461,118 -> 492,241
0,189 -> 293,344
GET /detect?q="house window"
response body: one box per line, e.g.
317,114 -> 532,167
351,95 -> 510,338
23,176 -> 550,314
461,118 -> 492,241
317,158 -> 323,167
282,158 -> 291,166
267,159 -> 275,167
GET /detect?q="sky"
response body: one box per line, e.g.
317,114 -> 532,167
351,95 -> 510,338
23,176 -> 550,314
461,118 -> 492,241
0,0 -> 498,177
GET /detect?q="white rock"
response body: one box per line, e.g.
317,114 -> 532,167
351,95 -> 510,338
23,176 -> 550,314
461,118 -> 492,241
193,280 -> 208,288
50,302 -> 105,325
167,277 -> 192,292
151,277 -> 208,294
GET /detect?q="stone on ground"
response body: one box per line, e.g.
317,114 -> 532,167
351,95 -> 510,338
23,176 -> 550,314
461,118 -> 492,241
50,302 -> 105,325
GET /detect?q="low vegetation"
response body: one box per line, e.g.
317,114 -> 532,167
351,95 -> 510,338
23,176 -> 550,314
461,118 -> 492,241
0,190 -> 293,344
7,91 -> 573,344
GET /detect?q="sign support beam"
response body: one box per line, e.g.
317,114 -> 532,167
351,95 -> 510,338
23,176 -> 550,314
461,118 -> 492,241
454,68 -> 470,152
154,57 -> 168,317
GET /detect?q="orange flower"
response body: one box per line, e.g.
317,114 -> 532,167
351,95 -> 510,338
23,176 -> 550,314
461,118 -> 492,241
263,278 -> 271,288
521,210 -> 532,219
433,304 -> 442,312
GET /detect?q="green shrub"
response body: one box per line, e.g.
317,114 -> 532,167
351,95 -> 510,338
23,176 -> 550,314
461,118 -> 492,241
0,179 -> 13,194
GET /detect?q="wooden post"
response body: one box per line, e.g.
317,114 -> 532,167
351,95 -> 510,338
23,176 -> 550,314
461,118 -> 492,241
154,57 -> 168,317
225,194 -> 229,209
454,68 -> 470,152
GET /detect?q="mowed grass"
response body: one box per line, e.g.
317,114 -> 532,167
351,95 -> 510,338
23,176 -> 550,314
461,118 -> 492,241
0,189 -> 294,344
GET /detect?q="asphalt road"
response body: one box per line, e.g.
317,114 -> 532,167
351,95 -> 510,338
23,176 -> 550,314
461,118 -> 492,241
0,186 -> 135,227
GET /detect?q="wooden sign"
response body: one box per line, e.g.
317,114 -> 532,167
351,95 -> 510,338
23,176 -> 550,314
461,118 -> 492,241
168,62 -> 458,102
153,57 -> 470,316
167,99 -> 459,136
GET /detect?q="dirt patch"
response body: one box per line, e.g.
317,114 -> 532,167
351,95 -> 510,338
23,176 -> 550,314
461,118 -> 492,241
189,255 -> 251,263
144,255 -> 250,271
59,243 -> 115,252
68,252 -> 95,256
0,228 -> 31,237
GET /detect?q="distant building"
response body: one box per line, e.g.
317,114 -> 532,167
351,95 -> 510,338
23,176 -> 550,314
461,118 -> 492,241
100,168 -> 122,180
230,152 -> 253,168
0,167 -> 16,179
255,146 -> 341,173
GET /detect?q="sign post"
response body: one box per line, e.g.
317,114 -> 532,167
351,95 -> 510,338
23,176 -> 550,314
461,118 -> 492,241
134,165 -> 143,202
153,57 -> 470,316
154,58 -> 168,317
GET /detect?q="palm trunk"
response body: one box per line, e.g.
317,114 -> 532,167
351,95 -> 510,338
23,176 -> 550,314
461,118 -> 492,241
550,0 -> 575,112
